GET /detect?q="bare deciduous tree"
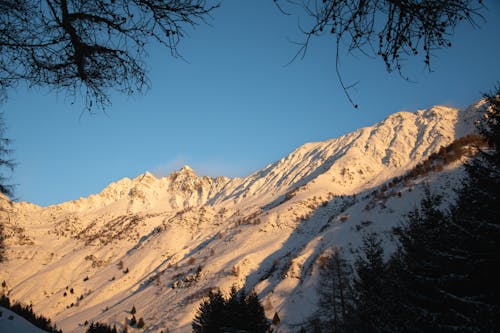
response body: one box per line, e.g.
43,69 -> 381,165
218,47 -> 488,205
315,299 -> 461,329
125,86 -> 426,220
278,0 -> 485,107
0,0 -> 218,109
0,111 -> 14,262
0,112 -> 13,198
315,248 -> 353,332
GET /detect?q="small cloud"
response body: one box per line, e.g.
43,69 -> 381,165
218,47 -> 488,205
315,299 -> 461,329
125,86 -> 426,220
152,155 -> 189,177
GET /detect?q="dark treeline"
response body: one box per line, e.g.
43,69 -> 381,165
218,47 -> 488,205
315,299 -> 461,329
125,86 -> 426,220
304,89 -> 500,332
192,285 -> 269,333
0,294 -> 62,333
85,321 -> 118,333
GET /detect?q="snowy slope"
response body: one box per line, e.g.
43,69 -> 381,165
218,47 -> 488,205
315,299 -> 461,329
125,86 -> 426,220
0,101 -> 487,332
0,306 -> 50,333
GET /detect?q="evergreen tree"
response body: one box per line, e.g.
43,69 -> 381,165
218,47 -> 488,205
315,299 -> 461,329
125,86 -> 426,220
0,294 -> 10,307
192,287 -> 269,333
444,88 -> 500,331
192,289 -> 226,333
224,285 -> 244,330
387,190 -> 456,332
0,221 -> 5,263
0,294 -> 62,333
272,312 -> 281,327
136,317 -> 145,329
419,90 -> 497,332
86,321 -> 117,333
245,291 -> 269,333
349,233 -> 392,333
310,88 -> 500,333
385,90 -> 500,332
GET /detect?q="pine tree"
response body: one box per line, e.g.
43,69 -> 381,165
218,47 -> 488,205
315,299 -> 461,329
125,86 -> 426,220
86,321 -> 117,333
309,89 -> 500,333
0,294 -> 62,333
192,287 -> 269,333
421,90 -> 497,332
272,312 -> 281,326
192,289 -> 226,333
245,291 -> 269,333
444,88 -> 500,331
136,317 -> 145,329
391,190 -> 456,331
224,285 -> 243,330
349,233 -> 390,332
385,89 -> 500,332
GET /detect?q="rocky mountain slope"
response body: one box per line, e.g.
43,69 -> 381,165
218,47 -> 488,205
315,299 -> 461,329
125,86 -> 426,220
0,100 -> 487,333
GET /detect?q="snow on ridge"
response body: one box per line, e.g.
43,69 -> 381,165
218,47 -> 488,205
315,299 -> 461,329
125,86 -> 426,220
25,103 -> 474,213
212,103 -> 464,206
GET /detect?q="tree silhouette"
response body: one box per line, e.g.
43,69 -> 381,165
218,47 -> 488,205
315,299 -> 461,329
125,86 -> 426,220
86,321 -> 118,333
0,214 -> 4,262
387,91 -> 500,330
244,291 -> 270,333
348,232 -> 395,332
279,0 -> 485,107
0,0 -> 218,110
136,317 -> 145,329
388,190 -> 458,332
0,1 -> 490,109
0,111 -> 14,262
192,289 -> 226,333
447,87 -> 500,331
0,112 -> 13,198
0,294 -> 62,333
192,287 -> 269,333
315,248 -> 352,332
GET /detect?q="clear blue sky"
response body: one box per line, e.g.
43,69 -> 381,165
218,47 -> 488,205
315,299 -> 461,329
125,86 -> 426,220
3,1 -> 500,206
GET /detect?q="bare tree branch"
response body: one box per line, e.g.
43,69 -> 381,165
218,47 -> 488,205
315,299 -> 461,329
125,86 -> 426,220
0,0 -> 219,110
278,0 -> 486,108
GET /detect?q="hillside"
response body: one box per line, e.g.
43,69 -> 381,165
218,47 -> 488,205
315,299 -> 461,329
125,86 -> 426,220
0,100 -> 487,333
0,306 -> 50,333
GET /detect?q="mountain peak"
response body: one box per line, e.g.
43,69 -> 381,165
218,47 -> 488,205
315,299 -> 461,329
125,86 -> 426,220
179,165 -> 194,173
139,171 -> 156,180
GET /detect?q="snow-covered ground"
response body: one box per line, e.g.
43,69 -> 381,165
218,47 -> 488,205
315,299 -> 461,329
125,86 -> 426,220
0,101 -> 486,332
0,306 -> 50,333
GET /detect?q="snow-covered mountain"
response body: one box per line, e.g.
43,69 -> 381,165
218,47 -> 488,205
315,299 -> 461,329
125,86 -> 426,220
0,100 -> 487,333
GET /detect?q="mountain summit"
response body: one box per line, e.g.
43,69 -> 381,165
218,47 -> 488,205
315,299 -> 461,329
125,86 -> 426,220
0,101 -> 486,332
